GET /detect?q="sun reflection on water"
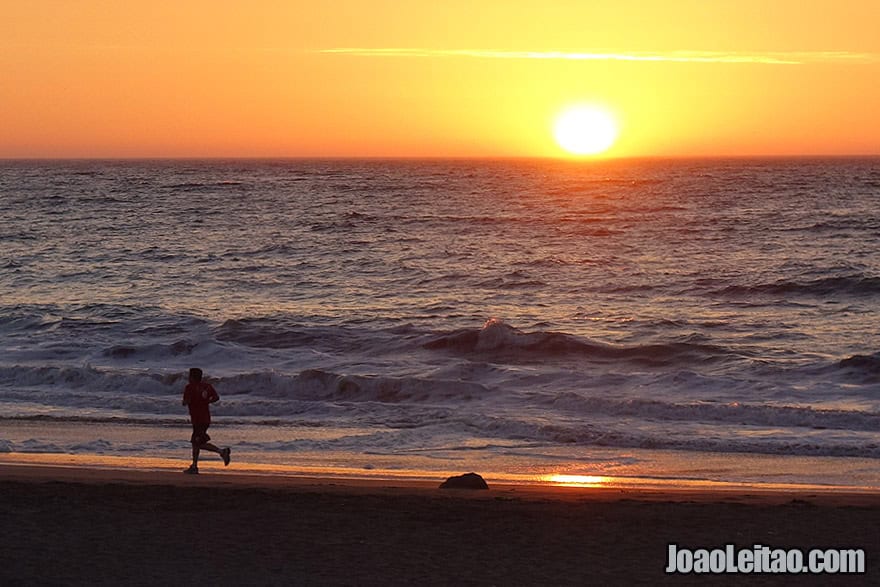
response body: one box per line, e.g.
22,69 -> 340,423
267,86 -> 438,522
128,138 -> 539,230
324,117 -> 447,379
545,474 -> 610,487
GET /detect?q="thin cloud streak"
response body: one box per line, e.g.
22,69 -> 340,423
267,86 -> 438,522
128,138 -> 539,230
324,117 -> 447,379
319,48 -> 876,65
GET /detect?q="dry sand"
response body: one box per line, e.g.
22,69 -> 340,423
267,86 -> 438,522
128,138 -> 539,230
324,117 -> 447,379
1,462 -> 878,585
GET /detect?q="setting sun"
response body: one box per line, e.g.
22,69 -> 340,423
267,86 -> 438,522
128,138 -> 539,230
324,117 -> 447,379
553,106 -> 619,156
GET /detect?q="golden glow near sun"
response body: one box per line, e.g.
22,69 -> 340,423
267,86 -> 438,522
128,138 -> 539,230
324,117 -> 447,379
553,106 -> 619,156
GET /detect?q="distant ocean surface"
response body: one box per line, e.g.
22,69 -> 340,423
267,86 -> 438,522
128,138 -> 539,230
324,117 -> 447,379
1,158 -> 879,486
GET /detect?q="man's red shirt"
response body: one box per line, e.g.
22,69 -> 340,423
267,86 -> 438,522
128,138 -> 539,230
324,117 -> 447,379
183,382 -> 219,425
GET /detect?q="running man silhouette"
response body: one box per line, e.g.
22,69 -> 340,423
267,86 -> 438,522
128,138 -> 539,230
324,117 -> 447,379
182,367 -> 230,474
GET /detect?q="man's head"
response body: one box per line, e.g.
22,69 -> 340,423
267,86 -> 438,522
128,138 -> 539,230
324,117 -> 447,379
189,367 -> 203,383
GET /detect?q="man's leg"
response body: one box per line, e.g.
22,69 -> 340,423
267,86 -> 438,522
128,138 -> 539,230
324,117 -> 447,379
198,442 -> 230,466
200,442 -> 221,455
188,425 -> 209,471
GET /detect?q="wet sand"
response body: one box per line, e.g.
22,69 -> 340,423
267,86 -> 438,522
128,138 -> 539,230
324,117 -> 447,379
1,462 -> 878,585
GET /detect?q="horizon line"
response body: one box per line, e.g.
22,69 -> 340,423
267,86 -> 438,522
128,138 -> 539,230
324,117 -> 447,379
318,48 -> 877,65
3,154 -> 880,162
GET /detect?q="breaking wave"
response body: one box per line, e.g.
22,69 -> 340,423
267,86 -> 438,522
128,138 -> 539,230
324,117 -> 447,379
1,363 -> 876,434
422,319 -> 741,366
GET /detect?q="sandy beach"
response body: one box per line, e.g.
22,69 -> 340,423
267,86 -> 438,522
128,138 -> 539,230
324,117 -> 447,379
1,461 -> 878,586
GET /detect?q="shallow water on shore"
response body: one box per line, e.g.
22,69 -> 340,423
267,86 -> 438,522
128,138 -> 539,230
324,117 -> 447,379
2,419 -> 879,489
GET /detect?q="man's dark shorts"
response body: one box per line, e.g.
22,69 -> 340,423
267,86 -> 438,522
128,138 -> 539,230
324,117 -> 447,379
191,423 -> 211,445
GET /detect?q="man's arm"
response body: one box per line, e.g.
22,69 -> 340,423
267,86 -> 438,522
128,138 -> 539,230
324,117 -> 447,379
182,387 -> 189,406
207,384 -> 219,404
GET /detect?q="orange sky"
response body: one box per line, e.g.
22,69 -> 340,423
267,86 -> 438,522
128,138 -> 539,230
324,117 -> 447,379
2,1 -> 879,158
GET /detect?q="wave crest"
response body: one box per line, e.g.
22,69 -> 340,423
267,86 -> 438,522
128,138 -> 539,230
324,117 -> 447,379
423,319 -> 737,365
714,275 -> 880,298
219,369 -> 491,403
837,352 -> 880,383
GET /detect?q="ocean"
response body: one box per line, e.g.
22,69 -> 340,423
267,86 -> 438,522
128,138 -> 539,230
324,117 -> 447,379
1,157 -> 879,487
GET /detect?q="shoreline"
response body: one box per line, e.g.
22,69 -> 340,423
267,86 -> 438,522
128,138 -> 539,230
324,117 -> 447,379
4,418 -> 879,491
2,453 -> 879,506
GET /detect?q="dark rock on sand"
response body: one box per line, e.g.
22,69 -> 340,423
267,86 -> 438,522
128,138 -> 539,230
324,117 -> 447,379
440,472 -> 489,490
